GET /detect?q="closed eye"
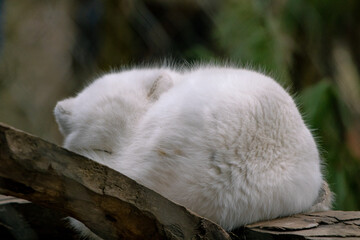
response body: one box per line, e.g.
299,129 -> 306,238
93,149 -> 113,154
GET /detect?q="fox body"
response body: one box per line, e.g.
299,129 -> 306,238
55,65 -> 330,235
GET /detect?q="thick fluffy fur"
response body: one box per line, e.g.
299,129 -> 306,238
55,65 -> 331,235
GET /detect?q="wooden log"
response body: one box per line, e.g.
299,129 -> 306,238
233,211 -> 360,239
0,123 -> 231,240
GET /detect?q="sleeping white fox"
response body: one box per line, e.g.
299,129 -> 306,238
54,65 -> 332,238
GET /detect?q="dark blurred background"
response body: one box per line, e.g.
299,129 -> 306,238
0,0 -> 359,211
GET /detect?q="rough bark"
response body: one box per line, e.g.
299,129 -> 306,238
0,123 -> 231,240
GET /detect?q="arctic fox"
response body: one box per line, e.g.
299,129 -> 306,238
54,65 -> 331,236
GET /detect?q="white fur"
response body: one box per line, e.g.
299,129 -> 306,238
55,65 -> 328,235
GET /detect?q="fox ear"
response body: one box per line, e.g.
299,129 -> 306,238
146,72 -> 174,101
54,98 -> 74,136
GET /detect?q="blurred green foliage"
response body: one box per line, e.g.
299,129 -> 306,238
301,81 -> 359,210
215,1 -> 292,80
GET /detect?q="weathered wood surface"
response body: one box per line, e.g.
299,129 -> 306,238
234,211 -> 360,239
0,123 -> 231,240
0,122 -> 359,240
